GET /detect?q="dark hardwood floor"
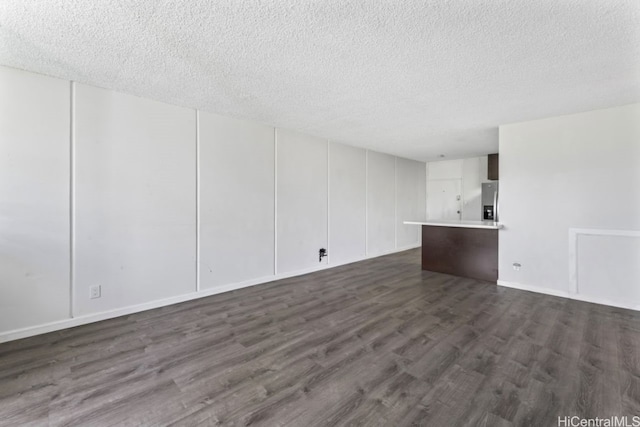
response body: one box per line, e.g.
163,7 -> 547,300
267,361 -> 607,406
1,248 -> 640,426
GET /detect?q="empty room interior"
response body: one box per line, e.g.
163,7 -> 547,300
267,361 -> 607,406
1,1 -> 640,426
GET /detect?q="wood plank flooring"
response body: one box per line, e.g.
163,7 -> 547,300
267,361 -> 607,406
1,248 -> 640,426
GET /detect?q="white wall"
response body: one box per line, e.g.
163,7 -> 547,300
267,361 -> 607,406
329,142 -> 366,264
73,84 -> 196,315
427,159 -> 464,181
199,112 -> 275,288
367,151 -> 396,255
396,158 -> 426,248
276,129 -> 329,273
0,65 -> 426,341
499,104 -> 640,309
576,232 -> 640,304
0,67 -> 71,331
461,156 -> 489,221
426,156 -> 490,221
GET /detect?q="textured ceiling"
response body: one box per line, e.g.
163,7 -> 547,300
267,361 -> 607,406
1,1 -> 639,161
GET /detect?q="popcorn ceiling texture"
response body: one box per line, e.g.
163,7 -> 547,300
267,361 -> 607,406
1,0 -> 639,161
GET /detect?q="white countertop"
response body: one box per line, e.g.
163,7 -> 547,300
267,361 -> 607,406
403,219 -> 503,229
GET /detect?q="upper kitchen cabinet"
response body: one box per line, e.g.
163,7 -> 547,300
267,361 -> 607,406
488,153 -> 499,180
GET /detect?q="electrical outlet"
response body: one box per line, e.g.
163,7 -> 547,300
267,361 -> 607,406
512,263 -> 521,271
90,285 -> 101,299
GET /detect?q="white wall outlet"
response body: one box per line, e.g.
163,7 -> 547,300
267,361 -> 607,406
90,285 -> 101,299
512,262 -> 521,271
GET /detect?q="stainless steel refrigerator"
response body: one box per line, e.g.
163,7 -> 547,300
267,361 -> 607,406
481,182 -> 499,221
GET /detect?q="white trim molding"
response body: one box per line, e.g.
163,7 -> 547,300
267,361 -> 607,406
69,80 -> 76,318
195,109 -> 201,292
499,227 -> 640,313
497,280 -> 569,299
498,279 -> 640,312
0,244 -> 420,344
569,227 -> 640,295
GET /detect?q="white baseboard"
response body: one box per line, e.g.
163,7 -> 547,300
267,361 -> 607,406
395,243 -> 423,252
0,244 -> 421,343
496,280 -> 569,299
497,280 -> 640,312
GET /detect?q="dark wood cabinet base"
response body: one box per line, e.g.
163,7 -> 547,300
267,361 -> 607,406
421,225 -> 498,282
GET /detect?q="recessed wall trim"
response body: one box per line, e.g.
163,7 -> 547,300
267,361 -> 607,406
195,109 -> 201,292
273,128 -> 278,276
69,80 -> 76,319
327,141 -> 331,265
365,150 -> 369,257
569,227 -> 640,295
394,156 -> 398,250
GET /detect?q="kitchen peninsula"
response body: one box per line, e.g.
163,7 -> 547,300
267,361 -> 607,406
404,220 -> 503,282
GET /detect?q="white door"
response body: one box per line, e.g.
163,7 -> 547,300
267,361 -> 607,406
427,179 -> 462,220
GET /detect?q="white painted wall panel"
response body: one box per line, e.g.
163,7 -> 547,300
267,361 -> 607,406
329,142 -> 366,264
0,66 -> 70,332
367,151 -> 396,255
396,158 -> 426,248
499,104 -> 640,305
276,129 -> 328,273
577,234 -> 640,305
199,112 -> 275,288
74,84 -> 196,315
0,65 -> 436,342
